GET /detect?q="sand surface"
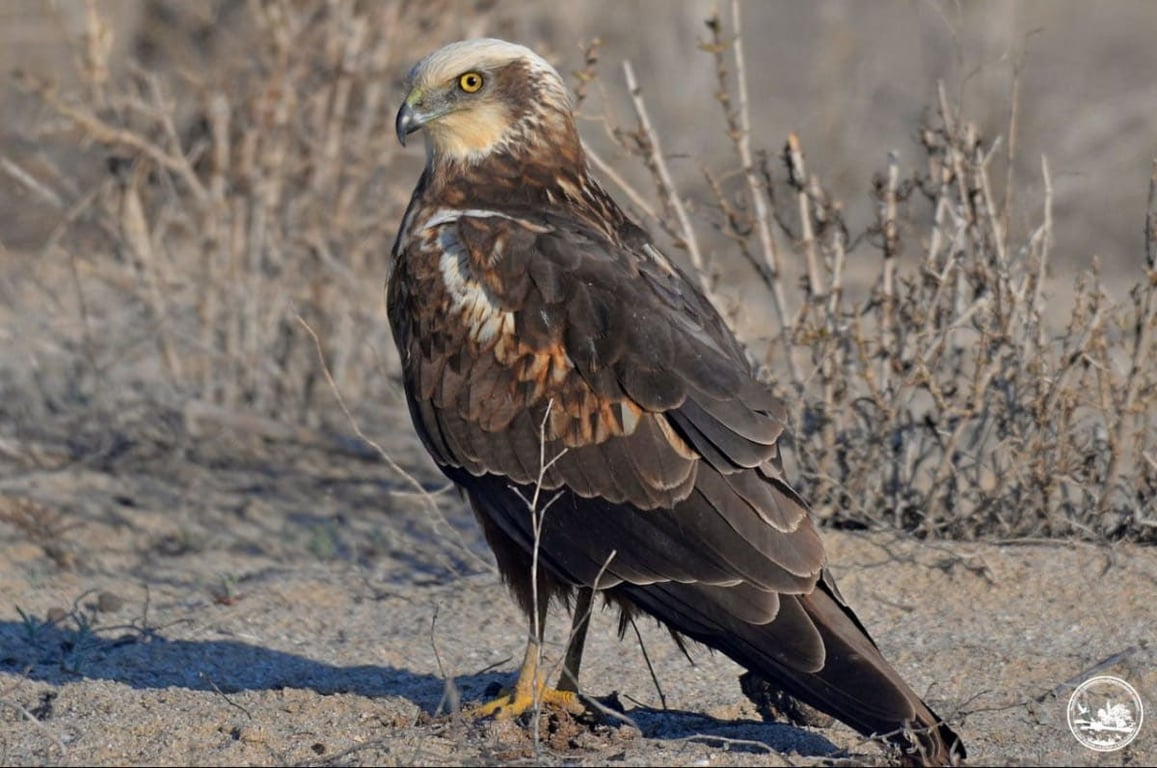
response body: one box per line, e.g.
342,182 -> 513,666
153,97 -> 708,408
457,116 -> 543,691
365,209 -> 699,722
1,420 -> 1153,766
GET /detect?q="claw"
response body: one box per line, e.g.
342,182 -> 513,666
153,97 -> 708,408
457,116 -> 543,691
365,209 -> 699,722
468,680 -> 584,719
467,591 -> 595,720
466,635 -> 586,719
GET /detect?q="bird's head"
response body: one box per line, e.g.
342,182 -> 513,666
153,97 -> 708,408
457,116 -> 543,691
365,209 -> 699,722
395,38 -> 578,168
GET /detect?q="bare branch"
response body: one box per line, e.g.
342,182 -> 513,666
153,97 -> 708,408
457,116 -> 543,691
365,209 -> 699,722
621,59 -> 710,297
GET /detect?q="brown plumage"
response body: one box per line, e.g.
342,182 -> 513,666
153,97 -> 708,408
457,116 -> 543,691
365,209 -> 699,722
387,38 -> 965,765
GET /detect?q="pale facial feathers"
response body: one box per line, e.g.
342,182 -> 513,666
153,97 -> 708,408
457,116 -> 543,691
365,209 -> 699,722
397,38 -> 573,165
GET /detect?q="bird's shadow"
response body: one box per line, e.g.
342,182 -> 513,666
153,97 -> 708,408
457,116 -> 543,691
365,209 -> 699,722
0,617 -> 840,759
589,698 -> 842,758
0,616 -> 451,710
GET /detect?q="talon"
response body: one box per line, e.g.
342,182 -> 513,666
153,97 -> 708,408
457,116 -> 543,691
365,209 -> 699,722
468,684 -> 584,719
463,591 -> 593,721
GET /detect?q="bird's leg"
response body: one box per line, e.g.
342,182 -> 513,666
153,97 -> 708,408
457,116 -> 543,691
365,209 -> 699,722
467,589 -> 584,719
557,586 -> 593,693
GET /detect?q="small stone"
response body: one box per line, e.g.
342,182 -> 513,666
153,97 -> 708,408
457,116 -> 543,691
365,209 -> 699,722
96,591 -> 124,613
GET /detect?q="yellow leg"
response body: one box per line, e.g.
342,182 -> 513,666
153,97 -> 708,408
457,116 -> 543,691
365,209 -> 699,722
468,595 -> 585,719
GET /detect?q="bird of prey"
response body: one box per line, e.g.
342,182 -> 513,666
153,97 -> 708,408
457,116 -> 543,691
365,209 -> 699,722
388,38 -> 965,766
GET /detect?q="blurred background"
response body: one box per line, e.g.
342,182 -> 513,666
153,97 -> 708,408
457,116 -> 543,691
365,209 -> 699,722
4,0 -> 1154,278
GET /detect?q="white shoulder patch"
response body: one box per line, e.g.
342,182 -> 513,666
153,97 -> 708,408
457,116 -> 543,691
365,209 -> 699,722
423,207 -> 518,230
433,218 -> 515,346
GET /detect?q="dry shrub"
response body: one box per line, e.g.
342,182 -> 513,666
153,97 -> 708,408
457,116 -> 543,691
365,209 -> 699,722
8,1 -> 1155,543
9,0 -> 493,424
782,107 -> 1157,542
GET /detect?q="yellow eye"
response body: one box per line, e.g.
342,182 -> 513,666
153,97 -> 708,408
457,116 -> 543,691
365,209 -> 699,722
458,72 -> 484,93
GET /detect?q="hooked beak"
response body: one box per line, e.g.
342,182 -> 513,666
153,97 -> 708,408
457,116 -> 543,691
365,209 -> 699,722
395,101 -> 422,147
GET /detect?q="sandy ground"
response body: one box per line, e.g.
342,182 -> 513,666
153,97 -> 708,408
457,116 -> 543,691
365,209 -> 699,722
0,413 -> 1153,767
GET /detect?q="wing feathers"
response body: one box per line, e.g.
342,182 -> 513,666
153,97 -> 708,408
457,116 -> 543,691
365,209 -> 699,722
617,361 -> 686,410
684,465 -> 823,589
669,398 -> 772,469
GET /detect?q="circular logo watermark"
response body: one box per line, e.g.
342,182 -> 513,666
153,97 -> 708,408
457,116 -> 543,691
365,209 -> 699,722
1067,676 -> 1144,752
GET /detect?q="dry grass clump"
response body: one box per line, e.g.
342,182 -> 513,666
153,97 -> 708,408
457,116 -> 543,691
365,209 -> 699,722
6,1 -> 1155,543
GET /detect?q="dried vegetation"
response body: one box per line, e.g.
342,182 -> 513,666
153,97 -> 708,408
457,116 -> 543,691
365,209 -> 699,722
2,0 -> 1155,545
